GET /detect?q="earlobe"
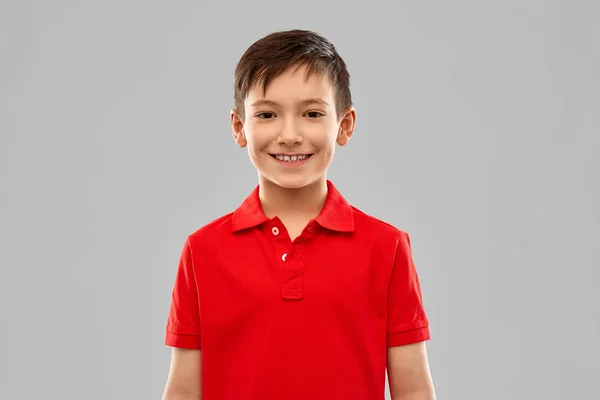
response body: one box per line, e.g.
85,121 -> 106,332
232,129 -> 247,148
238,131 -> 247,148
231,109 -> 247,148
337,129 -> 350,146
336,107 -> 356,146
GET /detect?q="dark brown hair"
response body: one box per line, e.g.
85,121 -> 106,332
233,29 -> 352,122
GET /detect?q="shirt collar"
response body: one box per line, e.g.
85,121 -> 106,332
231,179 -> 355,233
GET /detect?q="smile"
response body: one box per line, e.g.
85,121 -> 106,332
270,153 -> 313,163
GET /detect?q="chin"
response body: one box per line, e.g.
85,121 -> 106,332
263,174 -> 318,190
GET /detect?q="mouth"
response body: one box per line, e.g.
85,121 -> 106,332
269,153 -> 314,163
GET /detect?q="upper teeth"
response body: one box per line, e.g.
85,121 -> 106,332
275,154 -> 309,162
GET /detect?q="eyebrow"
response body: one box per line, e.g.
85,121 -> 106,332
249,98 -> 330,108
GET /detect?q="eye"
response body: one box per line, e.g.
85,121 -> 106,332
256,112 -> 275,119
305,111 -> 325,118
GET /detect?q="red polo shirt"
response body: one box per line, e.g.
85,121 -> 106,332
165,180 -> 430,399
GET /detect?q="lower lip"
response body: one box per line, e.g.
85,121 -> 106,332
271,154 -> 313,166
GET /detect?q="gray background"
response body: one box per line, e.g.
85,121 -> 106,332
1,1 -> 598,399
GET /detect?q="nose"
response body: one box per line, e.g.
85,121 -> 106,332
277,121 -> 303,146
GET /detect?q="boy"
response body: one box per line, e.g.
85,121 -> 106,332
162,29 -> 435,400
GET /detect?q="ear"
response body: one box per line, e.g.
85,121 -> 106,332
230,109 -> 247,148
336,106 -> 357,146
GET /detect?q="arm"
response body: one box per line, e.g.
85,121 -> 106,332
387,342 -> 435,400
162,348 -> 202,400
386,231 -> 434,399
163,236 -> 203,399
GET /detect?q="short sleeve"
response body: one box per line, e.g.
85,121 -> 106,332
387,231 -> 430,347
165,236 -> 202,349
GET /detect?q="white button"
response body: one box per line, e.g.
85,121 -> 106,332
282,253 -> 287,261
272,227 -> 279,236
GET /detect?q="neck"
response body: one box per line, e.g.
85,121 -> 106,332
258,175 -> 328,220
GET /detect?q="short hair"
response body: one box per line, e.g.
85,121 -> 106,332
233,29 -> 353,122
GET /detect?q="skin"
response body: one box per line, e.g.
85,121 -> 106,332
162,348 -> 202,400
387,342 -> 436,399
230,64 -> 356,240
229,63 -> 436,399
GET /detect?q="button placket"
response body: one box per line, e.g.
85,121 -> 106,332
280,244 -> 306,300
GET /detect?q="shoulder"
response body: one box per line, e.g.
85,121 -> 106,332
350,205 -> 409,244
185,212 -> 235,248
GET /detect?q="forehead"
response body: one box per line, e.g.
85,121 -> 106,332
245,65 -> 335,105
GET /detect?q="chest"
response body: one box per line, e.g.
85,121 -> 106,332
196,230 -> 393,336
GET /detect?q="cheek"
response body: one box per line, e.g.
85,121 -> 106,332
315,130 -> 338,157
324,145 -> 336,161
246,142 -> 263,165
244,129 -> 270,161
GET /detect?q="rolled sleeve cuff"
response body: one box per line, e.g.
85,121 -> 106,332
165,330 -> 202,349
387,325 -> 430,347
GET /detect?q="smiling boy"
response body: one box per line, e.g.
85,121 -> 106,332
162,29 -> 435,400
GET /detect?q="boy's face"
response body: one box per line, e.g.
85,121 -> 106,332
231,64 -> 356,190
